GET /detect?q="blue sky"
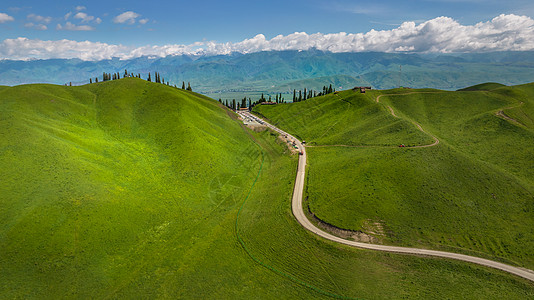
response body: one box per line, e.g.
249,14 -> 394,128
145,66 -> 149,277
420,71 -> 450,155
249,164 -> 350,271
1,0 -> 534,60
1,0 -> 533,45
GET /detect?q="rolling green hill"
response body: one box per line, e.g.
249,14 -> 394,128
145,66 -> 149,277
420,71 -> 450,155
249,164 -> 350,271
458,82 -> 506,91
253,89 -> 434,147
1,78 -> 533,298
0,78 -> 274,297
253,83 -> 534,271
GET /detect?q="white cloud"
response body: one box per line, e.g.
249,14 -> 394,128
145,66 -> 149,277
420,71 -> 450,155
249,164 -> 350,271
2,14 -> 534,61
139,18 -> 149,25
0,37 -> 127,61
56,22 -> 95,31
76,6 -> 86,11
36,24 -> 47,30
74,12 -> 94,23
113,11 -> 140,25
27,14 -> 52,24
24,22 -> 48,30
64,12 -> 72,20
210,14 -> 534,54
95,17 -> 102,24
0,12 -> 15,23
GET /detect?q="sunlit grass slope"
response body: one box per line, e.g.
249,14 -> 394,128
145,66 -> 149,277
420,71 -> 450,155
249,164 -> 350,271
458,82 -> 506,91
254,89 -> 433,146
239,130 -> 534,299
0,78 -> 299,298
255,85 -> 534,271
1,78 -> 533,298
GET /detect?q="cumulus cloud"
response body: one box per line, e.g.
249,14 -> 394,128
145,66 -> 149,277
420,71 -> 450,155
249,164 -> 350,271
0,12 -> 15,23
35,24 -> 47,31
139,18 -> 149,25
74,12 -> 94,23
76,6 -> 86,11
24,22 -> 48,30
113,11 -> 140,24
56,22 -> 95,31
27,14 -> 52,24
217,14 -> 534,54
0,37 -> 127,61
2,14 -> 534,61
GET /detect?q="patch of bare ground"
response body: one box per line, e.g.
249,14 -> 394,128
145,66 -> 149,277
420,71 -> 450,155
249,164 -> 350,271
360,219 -> 386,238
246,124 -> 267,132
387,106 -> 398,117
278,134 -> 301,154
304,199 -> 384,243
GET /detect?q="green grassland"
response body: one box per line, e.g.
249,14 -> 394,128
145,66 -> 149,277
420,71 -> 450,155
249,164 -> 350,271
253,84 -> 534,272
0,78 -> 272,297
253,90 -> 433,147
1,78 -> 533,298
457,82 -> 507,91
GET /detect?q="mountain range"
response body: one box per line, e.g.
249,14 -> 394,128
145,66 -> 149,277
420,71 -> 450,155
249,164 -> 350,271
2,50 -> 534,99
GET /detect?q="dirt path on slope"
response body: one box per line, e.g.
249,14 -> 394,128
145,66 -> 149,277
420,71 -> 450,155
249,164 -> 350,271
387,106 -> 398,117
495,102 -> 525,127
376,92 -> 443,147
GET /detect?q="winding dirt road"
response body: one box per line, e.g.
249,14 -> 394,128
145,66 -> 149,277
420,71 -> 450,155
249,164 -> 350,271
239,110 -> 534,283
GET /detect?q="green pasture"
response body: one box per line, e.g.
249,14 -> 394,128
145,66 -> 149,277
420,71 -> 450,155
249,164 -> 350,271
253,90 -> 433,147
254,83 -> 534,271
0,78 -> 533,298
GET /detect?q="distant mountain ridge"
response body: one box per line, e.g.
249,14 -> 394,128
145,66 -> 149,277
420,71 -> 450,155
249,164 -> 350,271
2,50 -> 534,98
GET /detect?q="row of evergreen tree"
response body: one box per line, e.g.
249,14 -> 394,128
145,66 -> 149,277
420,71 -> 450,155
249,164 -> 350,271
220,84 -> 336,111
219,84 -> 335,110
292,84 -> 334,102
220,93 -> 283,110
88,69 -> 193,92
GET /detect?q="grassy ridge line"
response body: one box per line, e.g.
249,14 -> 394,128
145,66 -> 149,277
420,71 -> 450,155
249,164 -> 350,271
505,83 -> 534,129
253,89 -> 434,147
376,92 -> 441,148
495,101 -> 526,127
458,82 -> 507,92
302,91 -> 441,148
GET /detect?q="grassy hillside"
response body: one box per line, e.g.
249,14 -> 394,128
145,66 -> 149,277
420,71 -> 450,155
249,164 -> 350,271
458,82 -> 507,91
505,83 -> 534,129
253,89 -> 434,146
254,84 -> 534,271
271,74 -> 370,92
0,78 -> 275,297
239,132 -> 534,299
1,78 -> 533,298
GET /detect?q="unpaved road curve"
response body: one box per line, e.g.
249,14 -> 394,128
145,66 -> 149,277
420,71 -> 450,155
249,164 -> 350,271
239,111 -> 534,283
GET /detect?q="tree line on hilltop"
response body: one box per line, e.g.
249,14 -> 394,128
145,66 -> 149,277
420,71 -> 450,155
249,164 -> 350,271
220,84 -> 335,110
87,70 -> 193,92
